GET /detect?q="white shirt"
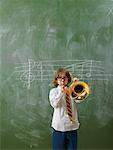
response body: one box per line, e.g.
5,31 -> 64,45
49,86 -> 80,132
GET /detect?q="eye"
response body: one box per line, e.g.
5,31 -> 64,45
58,76 -> 67,80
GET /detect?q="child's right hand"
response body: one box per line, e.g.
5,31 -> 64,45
60,85 -> 66,92
61,86 -> 68,94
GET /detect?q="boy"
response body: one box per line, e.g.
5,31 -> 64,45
49,68 -> 80,150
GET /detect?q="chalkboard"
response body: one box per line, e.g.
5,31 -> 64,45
0,0 -> 113,149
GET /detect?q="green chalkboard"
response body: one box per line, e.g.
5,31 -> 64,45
0,0 -> 113,149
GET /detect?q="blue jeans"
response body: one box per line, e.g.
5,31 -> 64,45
52,129 -> 77,150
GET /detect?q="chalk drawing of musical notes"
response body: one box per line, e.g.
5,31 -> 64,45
14,59 -> 113,89
15,59 -> 41,89
63,59 -> 113,81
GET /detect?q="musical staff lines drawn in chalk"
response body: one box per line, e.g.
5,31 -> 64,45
14,59 -> 113,89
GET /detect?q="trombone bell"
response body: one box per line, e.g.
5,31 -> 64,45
68,80 -> 90,102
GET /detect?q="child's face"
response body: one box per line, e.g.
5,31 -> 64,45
57,72 -> 68,87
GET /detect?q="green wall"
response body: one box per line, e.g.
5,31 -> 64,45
0,0 -> 113,149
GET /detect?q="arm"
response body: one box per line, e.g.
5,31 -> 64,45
49,88 -> 64,108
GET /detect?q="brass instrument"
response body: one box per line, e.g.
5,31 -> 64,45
68,80 -> 90,102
